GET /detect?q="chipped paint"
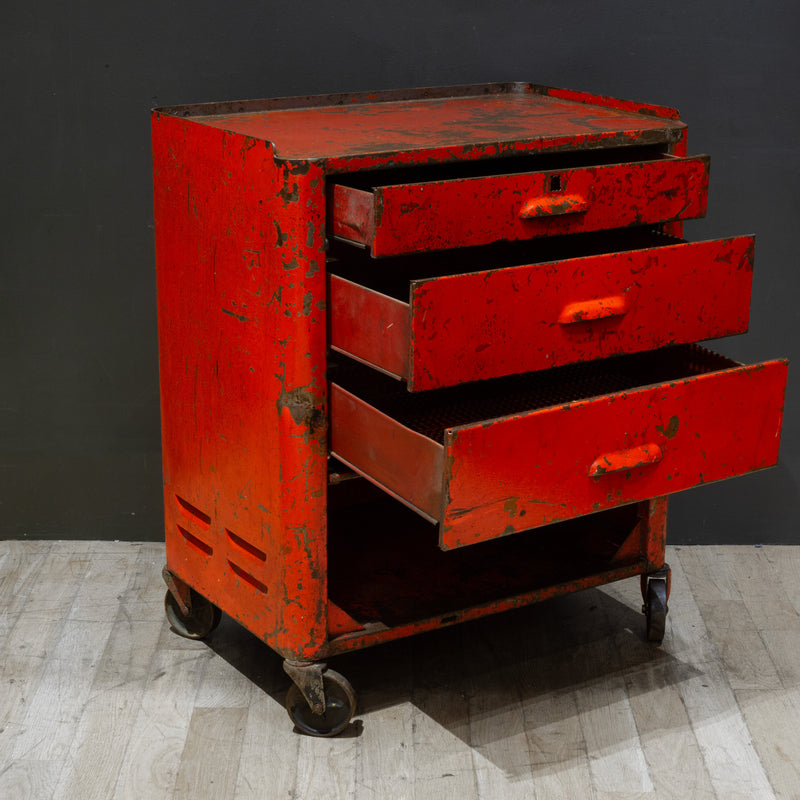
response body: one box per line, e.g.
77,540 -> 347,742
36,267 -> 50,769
656,414 -> 680,439
278,180 -> 299,203
221,308 -> 253,323
331,155 -> 709,257
277,386 -> 325,436
331,234 -> 755,392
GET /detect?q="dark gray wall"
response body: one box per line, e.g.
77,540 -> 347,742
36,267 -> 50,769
3,1 -> 798,542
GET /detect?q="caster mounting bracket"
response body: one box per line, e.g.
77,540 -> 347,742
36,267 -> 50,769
283,660 -> 327,715
162,567 -> 191,617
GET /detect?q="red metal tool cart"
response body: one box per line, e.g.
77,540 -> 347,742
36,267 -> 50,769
152,83 -> 787,736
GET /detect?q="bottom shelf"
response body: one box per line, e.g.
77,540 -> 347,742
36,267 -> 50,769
327,488 -> 647,633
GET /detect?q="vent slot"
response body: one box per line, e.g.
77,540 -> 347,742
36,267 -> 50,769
226,529 -> 267,561
228,561 -> 269,594
178,525 -> 213,556
175,495 -> 211,529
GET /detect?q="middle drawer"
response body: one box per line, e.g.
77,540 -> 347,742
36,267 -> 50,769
329,231 -> 755,391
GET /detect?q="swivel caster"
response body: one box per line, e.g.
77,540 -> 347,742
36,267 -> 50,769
641,564 -> 670,644
284,661 -> 357,737
163,568 -> 221,640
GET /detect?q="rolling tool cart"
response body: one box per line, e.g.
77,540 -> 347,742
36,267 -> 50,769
152,83 -> 787,736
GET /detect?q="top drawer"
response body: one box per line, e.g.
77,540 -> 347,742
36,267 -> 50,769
329,151 -> 710,257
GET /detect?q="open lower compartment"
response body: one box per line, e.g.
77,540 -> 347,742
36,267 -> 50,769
325,489 -> 649,642
328,147 -> 709,256
328,228 -> 755,391
329,344 -> 787,550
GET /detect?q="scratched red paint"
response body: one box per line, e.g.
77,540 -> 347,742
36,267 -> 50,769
329,235 -> 755,391
153,114 -> 328,658
331,155 -> 709,256
328,348 -> 787,550
191,85 -> 684,164
440,354 -> 787,548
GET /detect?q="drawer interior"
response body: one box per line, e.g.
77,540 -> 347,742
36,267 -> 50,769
330,344 -> 737,441
330,143 -> 670,190
328,227 -> 683,299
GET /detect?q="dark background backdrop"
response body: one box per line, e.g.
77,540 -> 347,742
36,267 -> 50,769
3,1 -> 798,543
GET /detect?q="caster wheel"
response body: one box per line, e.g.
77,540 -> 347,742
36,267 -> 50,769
645,577 -> 668,644
285,669 -> 356,737
164,588 -> 221,640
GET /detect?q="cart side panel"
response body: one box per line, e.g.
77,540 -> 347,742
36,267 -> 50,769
152,113 -> 328,658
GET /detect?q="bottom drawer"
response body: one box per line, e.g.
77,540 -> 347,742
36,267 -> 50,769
329,345 -> 787,550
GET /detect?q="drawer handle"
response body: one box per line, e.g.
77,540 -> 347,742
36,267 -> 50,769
558,295 -> 629,324
589,444 -> 663,477
519,194 -> 588,219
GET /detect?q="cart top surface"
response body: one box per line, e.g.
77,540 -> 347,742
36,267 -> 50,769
156,83 -> 684,165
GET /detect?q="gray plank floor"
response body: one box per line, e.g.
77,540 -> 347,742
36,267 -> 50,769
1,541 -> 799,799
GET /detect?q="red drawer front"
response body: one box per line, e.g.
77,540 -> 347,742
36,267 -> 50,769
330,155 -> 709,256
329,235 -> 754,391
329,348 -> 787,550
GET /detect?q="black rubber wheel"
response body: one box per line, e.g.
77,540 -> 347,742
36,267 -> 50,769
164,588 -> 222,640
285,669 -> 357,737
645,578 -> 668,644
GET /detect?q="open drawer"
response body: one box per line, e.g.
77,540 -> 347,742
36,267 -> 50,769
329,345 -> 787,550
329,149 -> 709,256
329,231 -> 755,391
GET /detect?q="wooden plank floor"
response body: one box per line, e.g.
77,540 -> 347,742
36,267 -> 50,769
1,541 -> 799,799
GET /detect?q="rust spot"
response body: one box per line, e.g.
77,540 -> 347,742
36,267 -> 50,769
283,256 -> 301,271
305,259 -> 319,278
656,414 -> 680,439
274,219 -> 287,247
503,497 -> 518,517
278,181 -> 299,203
399,201 -> 425,215
274,158 -> 313,176
277,387 -> 326,437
